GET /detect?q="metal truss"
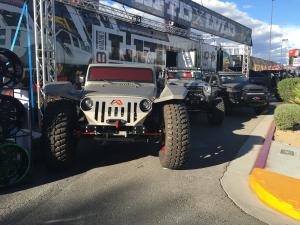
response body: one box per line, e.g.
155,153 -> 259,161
56,0 -> 203,42
32,0 -> 204,122
33,0 -> 56,122
242,45 -> 251,77
32,0 -> 202,89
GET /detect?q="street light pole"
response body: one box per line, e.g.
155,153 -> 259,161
281,39 -> 288,65
269,0 -> 275,61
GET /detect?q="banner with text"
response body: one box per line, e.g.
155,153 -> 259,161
114,0 -> 252,46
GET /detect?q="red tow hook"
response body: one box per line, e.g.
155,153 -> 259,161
160,146 -> 166,152
80,131 -> 97,135
116,120 -> 119,129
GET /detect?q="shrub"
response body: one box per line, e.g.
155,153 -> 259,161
294,83 -> 300,104
274,104 -> 300,130
277,78 -> 300,103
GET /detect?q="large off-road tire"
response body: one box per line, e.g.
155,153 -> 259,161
207,97 -> 225,125
254,105 -> 268,115
224,99 -> 233,116
42,100 -> 77,171
159,103 -> 190,170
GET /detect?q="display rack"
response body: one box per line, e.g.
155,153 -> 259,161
0,1 -> 35,187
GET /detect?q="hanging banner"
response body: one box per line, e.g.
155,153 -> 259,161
114,0 -> 252,46
0,0 -> 24,6
201,43 -> 218,71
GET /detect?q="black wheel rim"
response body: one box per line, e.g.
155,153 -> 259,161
0,144 -> 30,187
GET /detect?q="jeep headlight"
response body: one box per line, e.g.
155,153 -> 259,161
140,99 -> 152,112
203,86 -> 212,95
81,97 -> 93,111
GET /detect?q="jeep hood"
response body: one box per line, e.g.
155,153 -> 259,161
223,82 -> 267,92
84,83 -> 156,98
168,79 -> 208,88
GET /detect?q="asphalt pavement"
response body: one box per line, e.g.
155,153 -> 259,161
0,108 -> 268,225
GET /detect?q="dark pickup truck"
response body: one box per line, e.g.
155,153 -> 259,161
219,72 -> 269,114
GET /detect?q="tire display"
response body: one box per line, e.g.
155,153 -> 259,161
0,48 -> 30,188
0,94 -> 25,136
0,48 -> 23,88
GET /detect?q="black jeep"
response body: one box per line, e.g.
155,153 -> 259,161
219,71 -> 269,114
162,68 -> 226,125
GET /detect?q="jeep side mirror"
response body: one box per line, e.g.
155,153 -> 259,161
75,74 -> 85,89
79,75 -> 85,85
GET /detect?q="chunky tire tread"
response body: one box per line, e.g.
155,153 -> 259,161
42,100 -> 77,171
207,97 -> 225,125
159,103 -> 191,170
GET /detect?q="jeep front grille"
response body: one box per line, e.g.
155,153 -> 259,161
94,100 -> 139,124
188,89 -> 204,95
82,96 -> 152,127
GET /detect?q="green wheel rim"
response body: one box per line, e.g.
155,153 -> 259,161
0,144 -> 30,188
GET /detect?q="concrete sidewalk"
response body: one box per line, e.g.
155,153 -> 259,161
250,137 -> 300,221
221,114 -> 300,225
267,141 -> 300,180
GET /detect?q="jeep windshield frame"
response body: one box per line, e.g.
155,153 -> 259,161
87,66 -> 155,83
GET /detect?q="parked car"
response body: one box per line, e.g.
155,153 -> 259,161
219,71 -> 269,114
42,64 -> 191,170
162,68 -> 226,125
249,70 -> 288,101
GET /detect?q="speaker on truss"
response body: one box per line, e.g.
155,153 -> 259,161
131,15 -> 142,25
166,20 -> 175,26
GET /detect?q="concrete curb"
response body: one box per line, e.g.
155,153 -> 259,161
221,114 -> 299,225
252,122 -> 275,169
250,168 -> 300,220
249,121 -> 300,221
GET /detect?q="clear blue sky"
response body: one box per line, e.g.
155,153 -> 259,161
233,0 -> 300,27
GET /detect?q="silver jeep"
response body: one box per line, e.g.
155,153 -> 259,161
42,64 -> 191,170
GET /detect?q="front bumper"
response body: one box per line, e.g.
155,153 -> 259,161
243,92 -> 269,107
79,125 -> 162,143
185,90 -> 213,110
228,91 -> 269,107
